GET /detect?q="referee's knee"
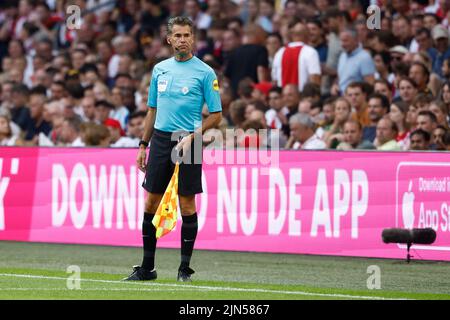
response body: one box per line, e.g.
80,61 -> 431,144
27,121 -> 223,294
179,195 -> 196,215
145,193 -> 163,213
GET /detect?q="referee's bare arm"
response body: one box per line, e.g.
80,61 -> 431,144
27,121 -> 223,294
195,111 -> 222,138
176,111 -> 222,155
137,108 -> 157,172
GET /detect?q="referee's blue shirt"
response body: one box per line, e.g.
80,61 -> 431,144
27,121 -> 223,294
147,56 -> 222,132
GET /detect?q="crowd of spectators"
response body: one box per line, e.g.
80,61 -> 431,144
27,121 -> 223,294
1,0 -> 450,151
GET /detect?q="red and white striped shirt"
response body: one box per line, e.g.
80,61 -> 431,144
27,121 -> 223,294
272,42 -> 321,91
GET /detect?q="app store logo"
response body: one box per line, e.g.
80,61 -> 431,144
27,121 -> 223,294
402,180 -> 415,229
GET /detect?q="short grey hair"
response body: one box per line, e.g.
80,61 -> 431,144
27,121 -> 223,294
341,27 -> 358,39
167,16 -> 194,35
289,113 -> 315,129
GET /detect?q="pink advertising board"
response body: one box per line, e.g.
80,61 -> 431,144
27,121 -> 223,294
1,146 -> 450,261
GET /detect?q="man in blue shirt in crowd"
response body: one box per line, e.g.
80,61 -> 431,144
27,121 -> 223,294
124,16 -> 222,282
337,27 -> 376,94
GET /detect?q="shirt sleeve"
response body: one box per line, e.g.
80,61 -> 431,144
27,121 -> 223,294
306,47 -> 321,75
147,68 -> 158,108
257,46 -> 269,68
203,70 -> 222,113
360,53 -> 376,77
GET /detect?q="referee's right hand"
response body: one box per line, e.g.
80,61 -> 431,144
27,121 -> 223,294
137,149 -> 147,172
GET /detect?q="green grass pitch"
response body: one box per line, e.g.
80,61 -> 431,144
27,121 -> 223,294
0,241 -> 449,300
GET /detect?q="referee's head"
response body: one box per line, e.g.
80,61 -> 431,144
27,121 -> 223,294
167,16 -> 195,59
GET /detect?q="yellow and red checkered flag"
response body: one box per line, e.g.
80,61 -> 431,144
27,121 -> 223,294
152,162 -> 180,239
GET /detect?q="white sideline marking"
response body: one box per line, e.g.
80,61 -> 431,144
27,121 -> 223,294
0,273 -> 409,300
0,288 -> 190,292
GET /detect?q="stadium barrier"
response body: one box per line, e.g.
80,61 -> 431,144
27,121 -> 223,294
1,146 -> 450,261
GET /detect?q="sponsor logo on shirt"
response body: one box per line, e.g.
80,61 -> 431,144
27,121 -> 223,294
213,79 -> 219,91
158,80 -> 168,92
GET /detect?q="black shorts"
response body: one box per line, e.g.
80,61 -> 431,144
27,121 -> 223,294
142,129 -> 203,196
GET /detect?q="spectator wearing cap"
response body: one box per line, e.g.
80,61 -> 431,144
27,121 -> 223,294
105,118 -> 134,147
389,48 -> 409,100
375,117 -> 401,151
272,20 -> 321,92
337,27 -> 376,94
285,113 -> 326,150
251,81 -> 273,104
431,25 -> 450,78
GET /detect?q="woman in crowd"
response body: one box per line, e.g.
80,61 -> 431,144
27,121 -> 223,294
389,100 -> 410,150
323,97 -> 351,149
0,115 -> 18,146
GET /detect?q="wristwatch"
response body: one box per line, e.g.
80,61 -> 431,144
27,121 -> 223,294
139,140 -> 149,148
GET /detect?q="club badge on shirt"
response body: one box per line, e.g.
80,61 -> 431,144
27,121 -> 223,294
182,86 -> 189,95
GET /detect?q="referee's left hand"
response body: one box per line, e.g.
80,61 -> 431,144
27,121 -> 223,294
137,148 -> 147,172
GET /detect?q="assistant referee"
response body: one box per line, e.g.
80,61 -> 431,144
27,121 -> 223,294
124,16 -> 222,282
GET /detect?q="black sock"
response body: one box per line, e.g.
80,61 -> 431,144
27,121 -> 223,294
180,213 -> 198,269
141,212 -> 157,271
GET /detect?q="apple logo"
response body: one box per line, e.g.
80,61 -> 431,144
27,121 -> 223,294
402,180 -> 415,229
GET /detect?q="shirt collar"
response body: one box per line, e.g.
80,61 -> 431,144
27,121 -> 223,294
303,134 -> 319,145
288,41 -> 305,47
347,44 -> 362,57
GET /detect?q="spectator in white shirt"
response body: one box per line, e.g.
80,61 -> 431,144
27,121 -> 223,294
285,113 -> 326,150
